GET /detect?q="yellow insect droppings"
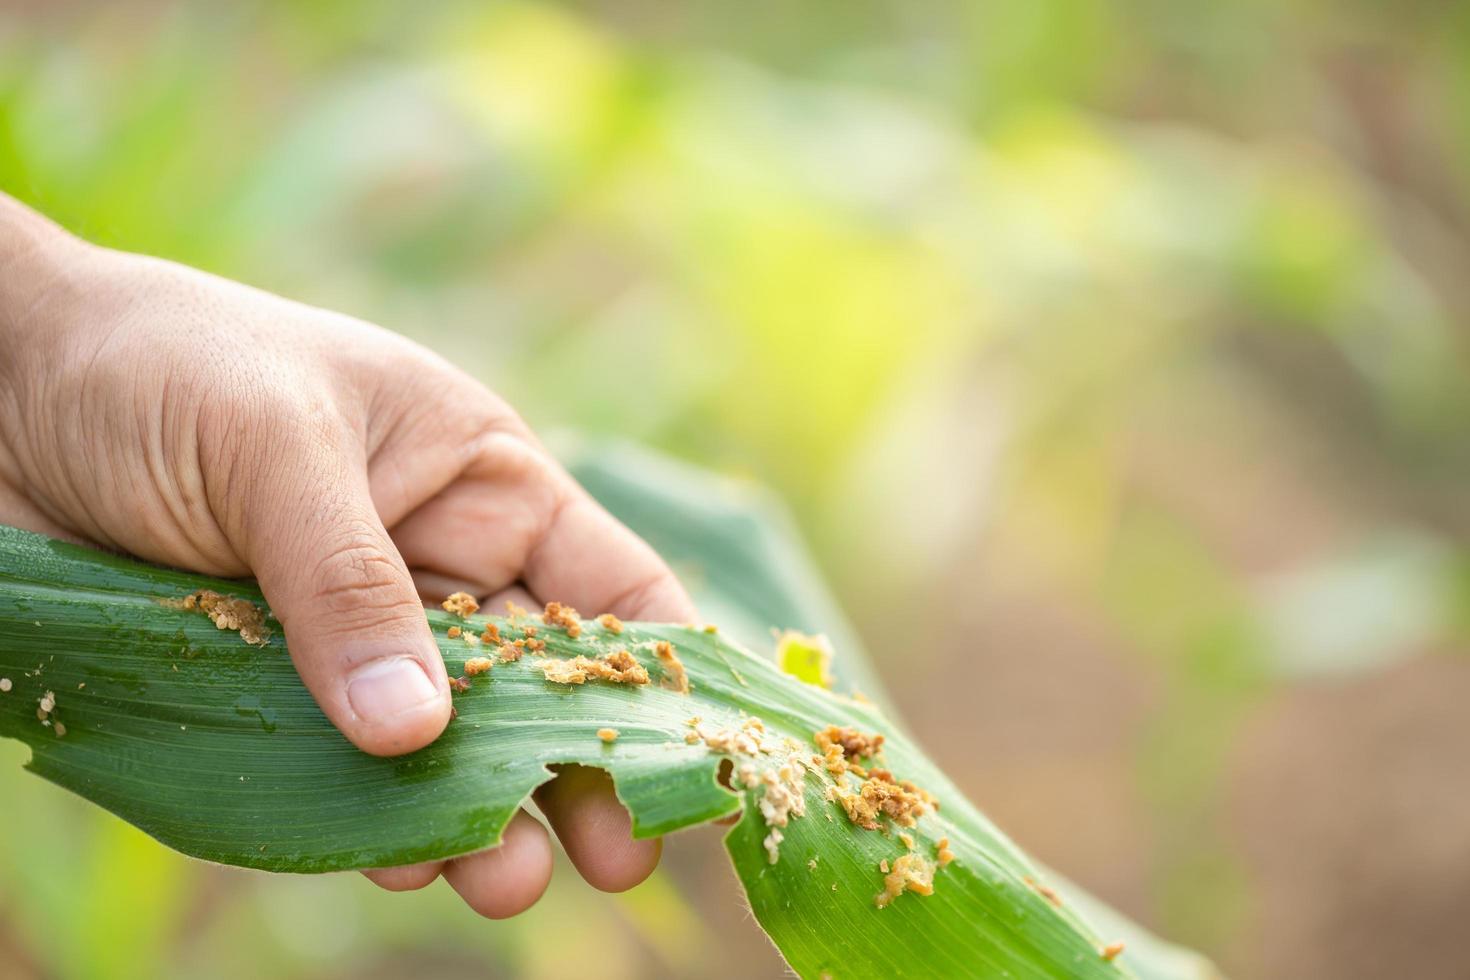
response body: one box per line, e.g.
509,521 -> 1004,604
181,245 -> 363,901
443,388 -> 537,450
1101,942 -> 1125,963
442,592 -> 479,618
165,590 -> 273,646
879,858 -> 890,873
935,837 -> 955,867
874,853 -> 936,909
446,626 -> 462,639
597,727 -> 619,743
596,613 -> 624,634
463,657 -> 494,677
482,623 -> 502,645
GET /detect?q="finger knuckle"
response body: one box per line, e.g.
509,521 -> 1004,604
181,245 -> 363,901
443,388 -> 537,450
603,566 -> 684,621
308,524 -> 412,626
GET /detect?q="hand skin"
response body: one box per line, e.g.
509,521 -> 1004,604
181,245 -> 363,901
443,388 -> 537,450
0,193 -> 696,916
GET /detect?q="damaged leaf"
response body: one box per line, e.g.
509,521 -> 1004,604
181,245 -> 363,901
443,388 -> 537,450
0,523 -> 1207,979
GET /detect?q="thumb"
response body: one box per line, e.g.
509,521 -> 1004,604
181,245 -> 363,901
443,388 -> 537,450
237,450 -> 451,757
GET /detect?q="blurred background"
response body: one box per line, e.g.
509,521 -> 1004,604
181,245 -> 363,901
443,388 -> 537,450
3,1 -> 1470,977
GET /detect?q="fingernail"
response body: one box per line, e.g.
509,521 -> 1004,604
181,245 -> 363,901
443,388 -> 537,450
346,656 -> 441,723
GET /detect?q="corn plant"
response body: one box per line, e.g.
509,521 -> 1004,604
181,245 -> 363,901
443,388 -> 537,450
0,445 -> 1218,979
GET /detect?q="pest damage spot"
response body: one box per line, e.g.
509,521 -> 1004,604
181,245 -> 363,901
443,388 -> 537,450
442,592 -> 479,618
1101,942 -> 1125,962
654,640 -> 690,694
596,613 -> 624,634
597,727 -> 619,743
776,631 -> 834,689
498,642 -> 523,663
542,601 -> 582,637
690,716 -> 814,863
447,626 -> 462,639
481,623 -> 501,645
874,853 -> 935,909
539,650 -> 650,686
463,657 -> 493,676
935,837 -> 955,866
163,590 -> 273,646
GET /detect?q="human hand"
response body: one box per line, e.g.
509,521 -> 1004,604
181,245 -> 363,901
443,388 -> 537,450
0,193 -> 695,915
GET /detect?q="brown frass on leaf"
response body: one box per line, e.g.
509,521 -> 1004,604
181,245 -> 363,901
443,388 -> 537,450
831,768 -> 937,831
596,613 -> 624,634
539,650 -> 649,686
442,592 -> 480,618
815,724 -> 884,764
463,657 -> 494,677
874,853 -> 936,909
654,640 -> 690,694
1024,875 -> 1060,907
542,601 -> 582,637
163,590 -> 273,646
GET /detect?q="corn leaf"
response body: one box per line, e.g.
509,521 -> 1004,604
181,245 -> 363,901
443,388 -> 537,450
0,510 -> 1209,978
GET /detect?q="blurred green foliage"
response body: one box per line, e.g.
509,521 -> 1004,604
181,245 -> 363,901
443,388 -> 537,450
3,1 -> 1470,977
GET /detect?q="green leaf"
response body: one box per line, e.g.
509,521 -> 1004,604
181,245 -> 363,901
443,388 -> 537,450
0,523 -> 1144,978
